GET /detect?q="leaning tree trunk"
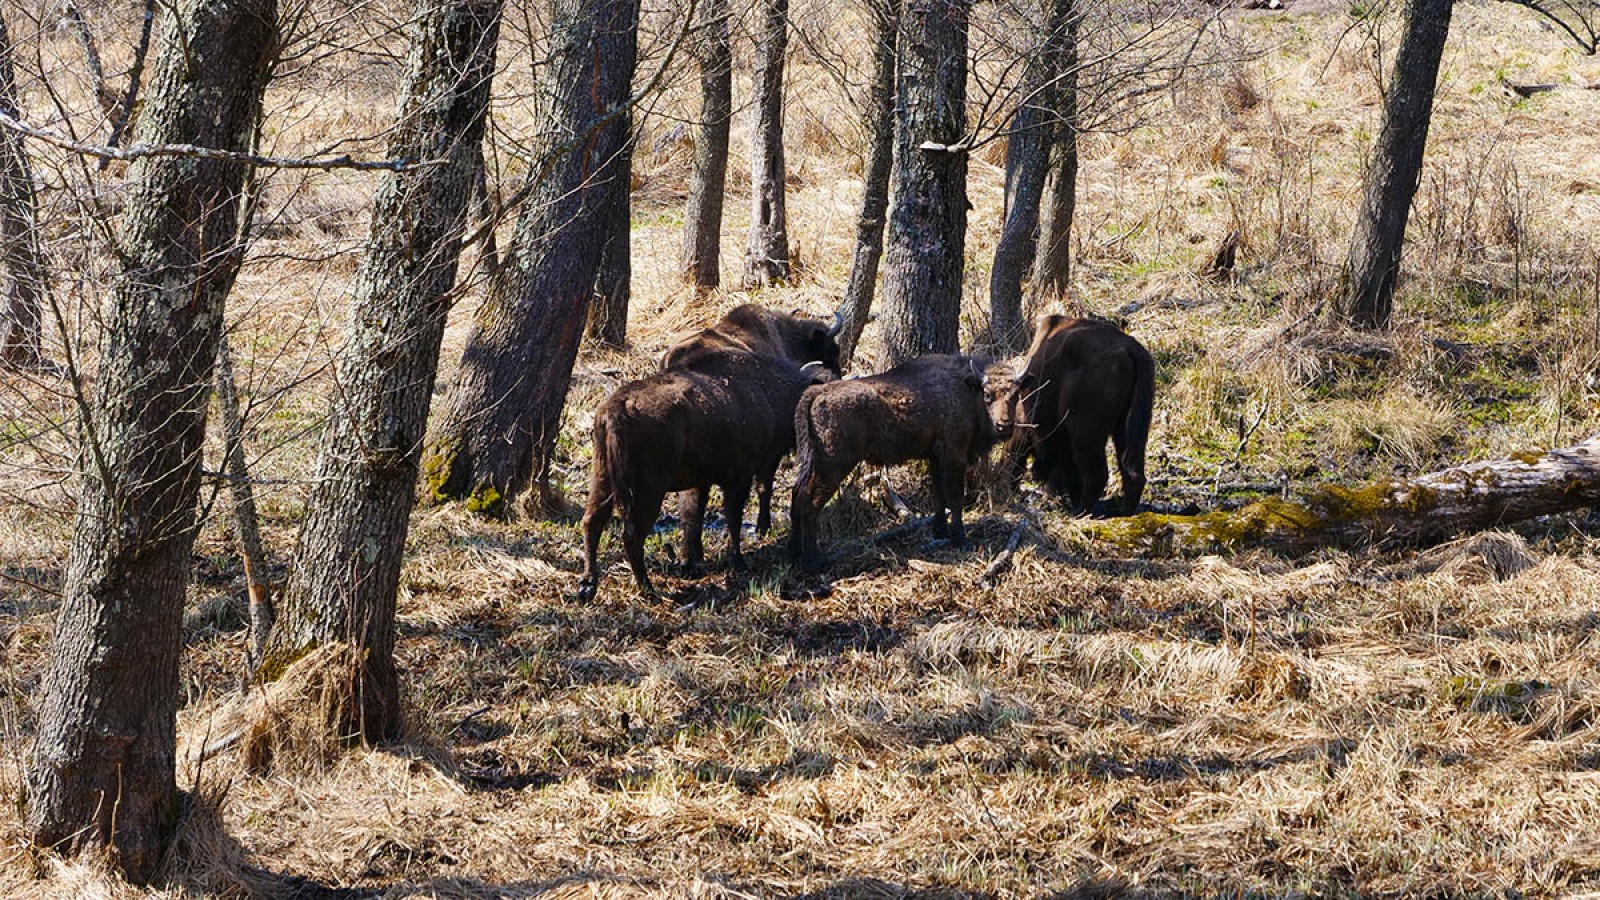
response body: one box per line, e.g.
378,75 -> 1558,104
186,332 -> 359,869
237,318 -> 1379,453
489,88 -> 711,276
1089,436 -> 1600,555
259,0 -> 502,743
0,11 -> 49,369
988,0 -> 1072,356
587,123 -> 633,348
879,0 -> 971,365
1336,0 -> 1452,330
25,0 -> 275,882
422,0 -> 639,514
742,0 -> 790,287
836,0 -> 898,368
680,0 -> 730,289
1031,0 -> 1079,302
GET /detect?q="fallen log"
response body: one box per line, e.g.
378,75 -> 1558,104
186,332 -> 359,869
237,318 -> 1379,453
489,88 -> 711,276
1090,435 -> 1600,554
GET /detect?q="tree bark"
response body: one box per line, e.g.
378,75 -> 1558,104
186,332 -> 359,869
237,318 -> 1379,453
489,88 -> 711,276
742,0 -> 790,287
680,0 -> 730,289
879,0 -> 971,365
1091,437 -> 1600,555
260,0 -> 502,742
0,11 -> 49,369
1336,0 -> 1453,330
988,0 -> 1073,356
1031,1 -> 1079,302
836,0 -> 898,368
25,0 -> 275,882
422,0 -> 639,514
587,123 -> 633,348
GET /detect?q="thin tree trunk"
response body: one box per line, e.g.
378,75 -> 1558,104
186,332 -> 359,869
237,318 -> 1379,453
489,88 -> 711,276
105,0 -> 156,153
213,332 -> 272,667
588,124 -> 633,348
422,0 -> 639,514
836,0 -> 898,368
25,0 -> 275,881
1337,0 -> 1453,329
1031,1 -> 1079,302
471,144 -> 499,273
63,2 -> 116,116
680,0 -> 730,289
879,0 -> 971,365
988,0 -> 1072,356
742,0 -> 790,287
0,11 -> 49,369
259,0 -> 503,743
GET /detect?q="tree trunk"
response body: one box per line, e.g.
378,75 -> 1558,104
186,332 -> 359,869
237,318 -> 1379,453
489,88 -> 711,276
680,0 -> 730,289
587,123 -> 632,348
1090,436 -> 1600,555
0,11 -> 49,369
1337,0 -> 1453,330
213,332 -> 273,667
836,0 -> 898,368
879,0 -> 971,365
742,0 -> 790,287
106,0 -> 156,153
422,0 -> 639,514
1031,1 -> 1079,302
25,0 -> 275,882
988,0 -> 1072,356
259,0 -> 502,743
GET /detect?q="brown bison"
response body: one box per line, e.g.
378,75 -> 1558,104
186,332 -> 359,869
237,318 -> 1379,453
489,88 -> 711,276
664,303 -> 843,375
578,351 -> 832,600
663,304 -> 844,542
789,355 -> 1020,567
1006,315 -> 1154,515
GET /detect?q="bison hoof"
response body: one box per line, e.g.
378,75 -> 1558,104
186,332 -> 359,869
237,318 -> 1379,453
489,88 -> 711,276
575,580 -> 598,603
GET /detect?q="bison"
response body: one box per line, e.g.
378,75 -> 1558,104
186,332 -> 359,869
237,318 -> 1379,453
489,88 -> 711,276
664,303 -> 844,376
789,355 -> 1020,567
1005,315 -> 1154,515
663,304 -> 845,543
578,350 -> 832,600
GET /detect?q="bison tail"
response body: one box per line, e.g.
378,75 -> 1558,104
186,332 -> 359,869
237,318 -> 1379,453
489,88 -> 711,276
596,411 -> 632,512
1119,348 -> 1156,513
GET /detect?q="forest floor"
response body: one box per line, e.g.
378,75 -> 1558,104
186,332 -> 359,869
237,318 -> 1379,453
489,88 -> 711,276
8,0 -> 1600,896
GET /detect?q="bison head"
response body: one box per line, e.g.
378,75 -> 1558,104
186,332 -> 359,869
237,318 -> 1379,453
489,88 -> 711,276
966,359 -> 1026,442
801,310 -> 845,376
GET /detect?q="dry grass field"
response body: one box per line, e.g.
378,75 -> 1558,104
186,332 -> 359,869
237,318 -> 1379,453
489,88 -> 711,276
7,0 -> 1600,895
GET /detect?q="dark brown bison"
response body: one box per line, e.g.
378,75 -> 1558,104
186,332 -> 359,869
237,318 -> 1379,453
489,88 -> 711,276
663,303 -> 844,542
1006,315 -> 1154,515
789,355 -> 1020,567
578,351 -> 832,600
664,303 -> 843,375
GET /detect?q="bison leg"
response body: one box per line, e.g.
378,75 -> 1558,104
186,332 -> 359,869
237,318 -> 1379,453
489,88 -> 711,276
1111,429 -> 1147,515
1070,428 -> 1110,515
679,487 -> 709,575
578,490 -> 614,602
722,477 -> 753,571
927,457 -> 949,539
623,491 -> 664,599
754,471 -> 776,536
935,454 -> 971,548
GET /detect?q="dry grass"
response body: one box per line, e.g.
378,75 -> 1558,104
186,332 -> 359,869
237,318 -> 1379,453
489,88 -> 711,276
5,0 -> 1600,896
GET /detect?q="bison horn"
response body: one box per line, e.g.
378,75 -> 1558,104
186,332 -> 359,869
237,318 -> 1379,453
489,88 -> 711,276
826,310 -> 844,338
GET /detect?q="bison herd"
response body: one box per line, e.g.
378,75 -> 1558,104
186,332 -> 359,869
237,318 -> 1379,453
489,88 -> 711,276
577,305 -> 1155,600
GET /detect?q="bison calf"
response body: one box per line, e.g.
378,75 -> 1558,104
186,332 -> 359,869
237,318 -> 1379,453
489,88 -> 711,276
1006,315 -> 1154,515
579,351 -> 829,600
789,355 -> 1019,567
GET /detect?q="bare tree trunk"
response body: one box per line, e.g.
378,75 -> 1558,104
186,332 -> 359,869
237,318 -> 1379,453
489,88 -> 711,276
213,332 -> 272,666
422,0 -> 639,514
1031,1 -> 1078,302
988,0 -> 1072,356
1337,0 -> 1452,330
0,11 -> 49,369
62,2 -> 116,116
680,0 -> 730,289
836,0 -> 898,368
1092,435 -> 1600,554
25,0 -> 276,881
259,0 -> 502,743
742,0 -> 790,287
106,0 -> 156,153
588,124 -> 633,348
879,0 -> 971,365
